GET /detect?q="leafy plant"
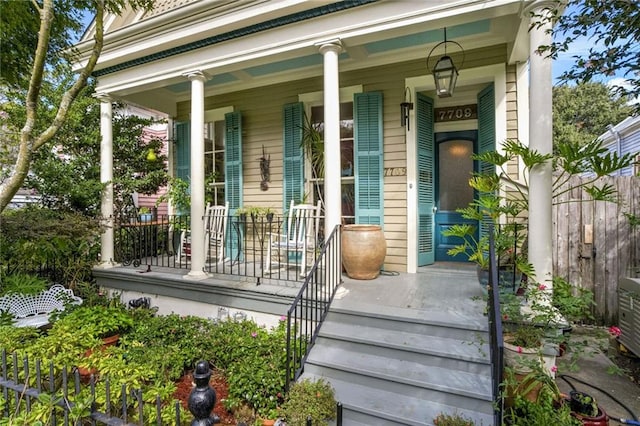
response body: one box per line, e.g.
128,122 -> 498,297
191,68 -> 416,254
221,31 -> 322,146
156,176 -> 190,213
433,412 -> 475,426
281,378 -> 336,426
444,137 -> 634,279
56,305 -> 134,339
552,276 -> 594,323
569,390 -> 598,417
0,274 -> 48,296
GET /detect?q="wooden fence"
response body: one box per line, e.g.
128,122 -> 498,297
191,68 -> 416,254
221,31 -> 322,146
553,176 -> 640,324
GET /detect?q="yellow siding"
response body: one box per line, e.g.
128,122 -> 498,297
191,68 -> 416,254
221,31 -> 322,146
175,44 -> 510,272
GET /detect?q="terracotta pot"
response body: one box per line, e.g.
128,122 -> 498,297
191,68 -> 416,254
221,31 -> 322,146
341,224 -> 386,280
77,334 -> 120,382
261,419 -> 275,426
504,372 -> 544,408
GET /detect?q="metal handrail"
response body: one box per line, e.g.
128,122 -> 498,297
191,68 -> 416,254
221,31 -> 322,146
285,224 -> 342,391
487,225 -> 505,425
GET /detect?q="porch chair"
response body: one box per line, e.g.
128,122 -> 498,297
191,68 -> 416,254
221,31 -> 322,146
264,200 -> 321,277
179,202 -> 229,263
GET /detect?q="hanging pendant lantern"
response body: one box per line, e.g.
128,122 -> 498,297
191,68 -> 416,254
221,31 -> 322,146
427,28 -> 465,98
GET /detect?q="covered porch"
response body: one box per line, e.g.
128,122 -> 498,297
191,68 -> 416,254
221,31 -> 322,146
80,0 -> 556,282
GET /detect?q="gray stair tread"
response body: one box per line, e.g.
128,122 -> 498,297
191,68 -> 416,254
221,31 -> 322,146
319,321 -> 490,364
307,344 -> 492,400
329,299 -> 488,331
302,373 -> 494,426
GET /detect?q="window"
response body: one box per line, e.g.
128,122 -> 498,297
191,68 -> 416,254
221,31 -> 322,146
309,103 -> 355,223
204,120 -> 225,206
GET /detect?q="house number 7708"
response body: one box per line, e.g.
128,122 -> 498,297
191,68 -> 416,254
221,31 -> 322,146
434,104 -> 478,122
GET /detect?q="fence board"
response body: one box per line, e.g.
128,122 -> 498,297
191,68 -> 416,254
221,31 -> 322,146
553,176 -> 639,324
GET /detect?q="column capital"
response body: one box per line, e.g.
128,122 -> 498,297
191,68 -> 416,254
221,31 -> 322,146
94,92 -> 112,102
316,39 -> 343,55
522,0 -> 562,17
183,70 -> 209,81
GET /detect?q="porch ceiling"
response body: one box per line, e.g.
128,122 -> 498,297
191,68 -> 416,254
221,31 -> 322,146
88,0 -> 530,114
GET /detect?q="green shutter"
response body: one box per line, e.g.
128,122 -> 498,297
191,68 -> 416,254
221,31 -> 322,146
416,93 -> 435,266
354,92 -> 384,226
282,102 -> 304,212
175,122 -> 191,182
225,112 -> 243,260
477,83 -> 496,241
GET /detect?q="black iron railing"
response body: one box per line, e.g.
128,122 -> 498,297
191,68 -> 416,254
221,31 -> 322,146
487,225 -> 505,425
113,213 -> 323,285
285,225 -> 342,391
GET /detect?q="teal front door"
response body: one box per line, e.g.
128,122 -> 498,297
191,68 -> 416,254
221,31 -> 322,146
434,132 -> 477,261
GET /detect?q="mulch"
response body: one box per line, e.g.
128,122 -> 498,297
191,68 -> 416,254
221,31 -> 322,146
173,367 -> 237,425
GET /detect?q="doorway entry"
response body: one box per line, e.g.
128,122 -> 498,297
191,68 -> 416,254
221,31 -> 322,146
434,131 -> 477,261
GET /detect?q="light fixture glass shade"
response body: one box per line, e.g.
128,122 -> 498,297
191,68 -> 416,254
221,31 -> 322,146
433,55 -> 458,97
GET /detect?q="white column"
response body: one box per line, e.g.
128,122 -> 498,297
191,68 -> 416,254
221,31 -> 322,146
526,1 -> 555,290
318,40 -> 343,239
185,71 -> 207,279
96,93 -> 115,268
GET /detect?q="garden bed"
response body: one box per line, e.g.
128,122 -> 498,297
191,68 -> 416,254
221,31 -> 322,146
174,368 -> 237,425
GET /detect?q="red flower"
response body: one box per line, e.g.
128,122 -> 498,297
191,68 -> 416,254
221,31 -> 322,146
608,326 -> 622,337
538,284 -> 547,291
517,346 -> 523,354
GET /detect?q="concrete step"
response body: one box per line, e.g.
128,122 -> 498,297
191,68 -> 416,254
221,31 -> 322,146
317,321 -> 490,374
326,304 -> 487,341
302,372 -> 494,426
305,344 -> 493,409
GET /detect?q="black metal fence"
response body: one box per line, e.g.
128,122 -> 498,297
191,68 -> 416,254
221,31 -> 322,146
285,225 -> 342,391
487,226 -> 505,425
2,349 -> 346,425
3,256 -> 78,284
114,213 -> 324,285
0,350 -> 185,425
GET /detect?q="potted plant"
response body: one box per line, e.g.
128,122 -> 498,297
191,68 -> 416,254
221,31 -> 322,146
280,378 -> 336,426
502,324 -> 544,374
568,390 -> 608,425
138,206 -> 152,222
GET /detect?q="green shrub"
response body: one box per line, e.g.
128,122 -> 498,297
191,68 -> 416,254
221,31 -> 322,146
0,207 -> 102,287
281,378 -> 336,426
121,313 -> 218,380
216,318 -> 288,418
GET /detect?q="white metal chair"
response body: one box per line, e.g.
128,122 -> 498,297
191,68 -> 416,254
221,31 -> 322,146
264,200 -> 321,277
179,202 -> 229,263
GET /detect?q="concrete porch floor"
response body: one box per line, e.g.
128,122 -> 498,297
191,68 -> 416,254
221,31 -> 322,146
96,261 -> 487,328
337,262 -> 487,329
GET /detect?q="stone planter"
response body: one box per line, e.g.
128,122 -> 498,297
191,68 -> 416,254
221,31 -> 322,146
503,336 -> 543,375
342,224 -> 386,280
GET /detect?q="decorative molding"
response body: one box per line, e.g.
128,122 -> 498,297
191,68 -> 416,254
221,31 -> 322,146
92,0 -> 375,77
